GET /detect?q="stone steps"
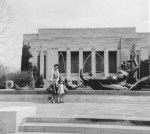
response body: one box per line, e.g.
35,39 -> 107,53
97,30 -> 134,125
1,94 -> 150,104
8,132 -> 81,134
6,102 -> 150,134
25,116 -> 150,126
2,88 -> 150,96
2,88 -> 150,134
1,89 -> 150,103
17,114 -> 150,134
19,122 -> 150,134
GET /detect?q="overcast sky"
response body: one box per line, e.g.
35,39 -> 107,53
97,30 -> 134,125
1,0 -> 150,70
7,0 -> 150,33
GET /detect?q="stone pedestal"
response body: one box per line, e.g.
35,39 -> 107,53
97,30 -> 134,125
6,80 -> 14,89
0,106 -> 36,134
40,51 -> 44,76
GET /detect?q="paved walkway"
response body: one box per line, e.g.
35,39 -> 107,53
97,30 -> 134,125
0,101 -> 150,120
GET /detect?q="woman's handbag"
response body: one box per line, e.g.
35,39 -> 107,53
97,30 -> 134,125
47,85 -> 55,94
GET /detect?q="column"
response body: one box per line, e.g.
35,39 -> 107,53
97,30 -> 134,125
66,48 -> 71,80
121,49 -> 130,63
40,50 -> 44,76
91,48 -> 96,76
117,49 -> 121,69
45,49 -> 51,87
46,49 -> 50,81
79,48 -> 83,80
34,50 -> 38,67
48,48 -> 58,74
104,49 -> 109,77
140,47 -> 148,61
43,51 -> 47,79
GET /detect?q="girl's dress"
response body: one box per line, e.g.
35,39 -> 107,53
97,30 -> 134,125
58,84 -> 65,94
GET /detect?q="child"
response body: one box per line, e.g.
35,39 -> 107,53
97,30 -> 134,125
57,78 -> 68,103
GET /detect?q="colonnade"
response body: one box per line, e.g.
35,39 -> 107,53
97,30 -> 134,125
31,47 -> 122,82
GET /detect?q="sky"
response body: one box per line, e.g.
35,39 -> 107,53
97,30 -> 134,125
0,0 -> 150,71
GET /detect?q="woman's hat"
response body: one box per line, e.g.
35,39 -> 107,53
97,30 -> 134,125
54,64 -> 59,67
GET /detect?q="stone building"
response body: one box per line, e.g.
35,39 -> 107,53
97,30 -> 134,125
22,27 -> 150,84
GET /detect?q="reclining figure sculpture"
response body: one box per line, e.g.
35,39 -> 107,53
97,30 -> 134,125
80,44 -> 150,91
80,69 -> 150,91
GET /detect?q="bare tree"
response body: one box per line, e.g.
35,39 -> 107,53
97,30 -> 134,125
0,0 -> 22,72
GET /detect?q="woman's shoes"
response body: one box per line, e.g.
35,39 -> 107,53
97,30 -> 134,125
48,97 -> 55,104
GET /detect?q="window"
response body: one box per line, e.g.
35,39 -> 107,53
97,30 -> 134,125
83,51 -> 91,73
37,52 -> 40,77
71,52 -> 79,73
96,51 -> 104,73
44,54 -> 46,78
58,52 -> 66,73
109,51 -> 117,73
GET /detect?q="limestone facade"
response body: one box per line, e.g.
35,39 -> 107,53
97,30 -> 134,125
23,28 -> 150,84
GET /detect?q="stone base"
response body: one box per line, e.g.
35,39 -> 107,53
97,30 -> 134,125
0,88 -> 150,96
0,106 -> 36,134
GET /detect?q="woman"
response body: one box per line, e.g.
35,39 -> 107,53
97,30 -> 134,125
48,64 -> 59,103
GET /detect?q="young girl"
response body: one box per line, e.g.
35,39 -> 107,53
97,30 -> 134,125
57,78 -> 68,103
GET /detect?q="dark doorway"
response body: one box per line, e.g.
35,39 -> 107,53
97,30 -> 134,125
71,52 -> 79,73
58,52 -> 66,73
109,51 -> 117,73
37,53 -> 40,77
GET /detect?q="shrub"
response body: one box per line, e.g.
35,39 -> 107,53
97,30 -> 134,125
0,75 -> 6,89
21,45 -> 33,71
36,75 -> 45,88
7,71 -> 31,87
140,60 -> 149,78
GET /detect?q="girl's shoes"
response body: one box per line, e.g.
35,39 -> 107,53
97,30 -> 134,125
57,99 -> 60,104
60,100 -> 64,103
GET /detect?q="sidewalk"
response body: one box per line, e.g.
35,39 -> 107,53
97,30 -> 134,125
0,101 -> 150,120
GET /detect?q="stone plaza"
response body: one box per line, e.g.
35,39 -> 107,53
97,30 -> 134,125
0,89 -> 150,134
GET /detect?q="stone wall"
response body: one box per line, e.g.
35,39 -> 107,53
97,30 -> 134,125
38,27 -> 136,38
